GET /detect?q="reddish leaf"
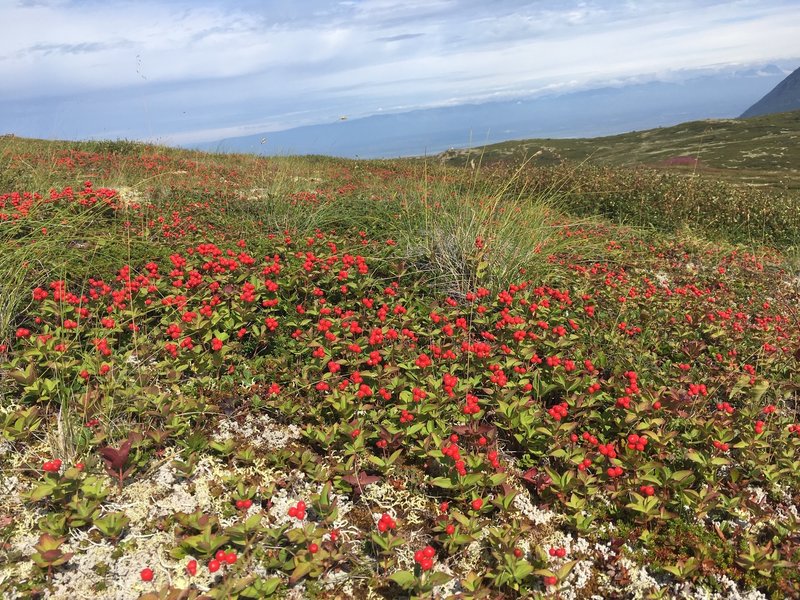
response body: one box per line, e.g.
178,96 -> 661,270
100,439 -> 131,471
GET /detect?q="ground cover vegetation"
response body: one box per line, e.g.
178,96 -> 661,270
1,135 -> 799,599
439,110 -> 800,193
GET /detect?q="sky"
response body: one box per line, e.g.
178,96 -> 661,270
1,0 -> 799,146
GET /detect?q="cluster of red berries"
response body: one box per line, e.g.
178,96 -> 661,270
754,420 -> 765,434
235,498 -> 253,510
606,466 -> 624,478
208,549 -> 238,573
463,393 -> 480,415
287,500 -> 306,520
716,401 -> 735,414
598,443 -> 617,459
377,512 -> 397,533
687,383 -> 708,397
639,484 -> 656,496
411,387 -> 427,403
442,439 -> 467,476
616,395 -> 631,409
443,373 -> 458,397
486,449 -> 500,469
42,459 -> 62,473
548,547 -> 567,558
415,353 -> 432,368
577,457 -> 592,471
399,409 -> 414,424
623,370 -> 639,394
626,434 -> 648,451
587,382 -> 601,394
488,365 -> 508,387
712,440 -> 730,452
413,545 -> 436,571
547,402 -> 568,421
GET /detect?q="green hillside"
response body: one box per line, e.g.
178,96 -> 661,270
439,111 -> 800,191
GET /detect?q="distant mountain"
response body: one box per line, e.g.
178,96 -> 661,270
741,66 -> 800,118
197,66 -> 787,159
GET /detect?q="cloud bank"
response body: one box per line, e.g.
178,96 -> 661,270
0,0 -> 798,143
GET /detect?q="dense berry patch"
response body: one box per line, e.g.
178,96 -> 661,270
0,143 -> 799,599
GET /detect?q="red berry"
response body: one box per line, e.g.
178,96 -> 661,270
544,575 -> 558,586
309,543 -> 319,554
208,559 -> 221,573
513,548 -> 523,558
225,552 -> 237,565
471,498 -> 483,511
186,560 -> 197,576
420,558 -> 433,571
215,550 -> 226,561
549,547 -> 557,556
140,568 -> 154,582
423,545 -> 435,559
556,548 -> 566,558
446,524 -> 455,535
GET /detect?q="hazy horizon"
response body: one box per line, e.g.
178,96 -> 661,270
2,0 -> 799,152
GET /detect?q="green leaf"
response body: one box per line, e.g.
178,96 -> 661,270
29,482 -> 57,502
426,571 -> 453,586
388,570 -> 416,589
751,380 -> 769,404
557,560 -> 578,580
289,560 -> 314,585
670,470 -> 694,483
686,449 -> 706,465
430,477 -> 453,488
513,561 -> 534,580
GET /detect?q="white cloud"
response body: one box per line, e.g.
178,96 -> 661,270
0,0 -> 798,142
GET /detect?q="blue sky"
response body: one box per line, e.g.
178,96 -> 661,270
1,0 -> 799,145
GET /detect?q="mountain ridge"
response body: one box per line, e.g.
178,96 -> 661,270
741,66 -> 800,117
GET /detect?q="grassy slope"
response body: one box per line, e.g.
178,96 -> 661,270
1,137 -> 799,599
438,111 -> 800,192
